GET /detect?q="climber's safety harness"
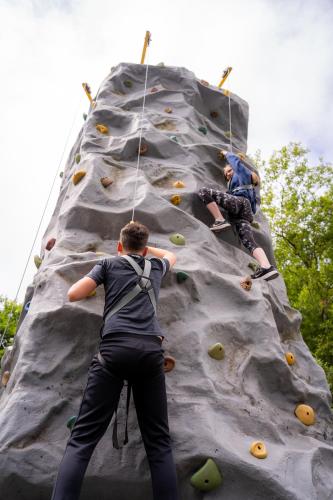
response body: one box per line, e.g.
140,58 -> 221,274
230,183 -> 255,194
97,255 -> 157,449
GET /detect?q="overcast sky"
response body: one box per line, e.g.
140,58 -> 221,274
1,0 -> 333,302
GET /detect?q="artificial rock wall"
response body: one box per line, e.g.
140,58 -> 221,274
0,63 -> 333,500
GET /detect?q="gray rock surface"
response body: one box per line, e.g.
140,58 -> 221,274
0,63 -> 332,500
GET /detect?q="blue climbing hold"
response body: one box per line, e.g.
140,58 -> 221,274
24,301 -> 31,312
67,416 -> 77,431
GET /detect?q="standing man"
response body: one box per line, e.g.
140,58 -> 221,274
198,150 -> 279,281
51,222 -> 179,500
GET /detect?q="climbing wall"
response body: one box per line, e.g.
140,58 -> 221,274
1,63 -> 333,500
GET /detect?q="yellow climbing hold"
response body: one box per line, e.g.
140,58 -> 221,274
87,290 -> 96,297
34,255 -> 42,269
95,251 -> 107,256
190,458 -> 222,492
238,152 -> 246,160
240,276 -> 252,291
1,371 -> 10,387
170,194 -> 181,206
208,343 -> 225,361
100,177 -> 113,188
295,404 -> 315,426
173,180 -> 185,188
96,124 -> 109,134
164,107 -> 173,114
217,150 -> 227,161
169,233 -> 186,246
223,89 -> 231,96
285,352 -> 296,365
250,441 -> 267,459
72,170 -> 86,185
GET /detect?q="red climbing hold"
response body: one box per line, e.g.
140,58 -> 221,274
46,238 -> 56,251
138,144 -> 148,156
151,87 -> 159,93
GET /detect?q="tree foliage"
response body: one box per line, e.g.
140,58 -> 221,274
255,143 -> 333,393
0,296 -> 22,360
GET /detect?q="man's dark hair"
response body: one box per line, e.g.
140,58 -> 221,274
120,222 -> 149,251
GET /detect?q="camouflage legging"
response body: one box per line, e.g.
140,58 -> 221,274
198,187 -> 258,254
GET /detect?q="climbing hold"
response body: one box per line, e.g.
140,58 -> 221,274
173,180 -> 185,188
251,221 -> 260,230
34,255 -> 42,269
200,80 -> 210,87
170,194 -> 181,206
238,152 -> 246,160
96,124 -> 109,134
83,113 -> 87,121
224,131 -> 233,138
285,352 -> 296,366
46,238 -> 56,251
295,404 -> 315,426
208,343 -> 225,360
217,150 -> 227,161
66,416 -> 77,431
95,251 -> 107,256
59,172 -> 64,178
123,80 -> 133,88
72,170 -> 86,185
155,120 -> 176,131
87,290 -> 96,297
1,371 -> 10,387
210,111 -> 219,118
170,136 -> 179,143
75,154 -> 81,164
190,458 -> 222,492
157,62 -> 165,67
250,441 -> 268,459
151,87 -> 158,93
164,107 -> 172,114
164,356 -> 176,373
240,276 -> 252,291
223,89 -> 231,96
176,271 -> 189,284
248,261 -> 259,272
169,233 -> 186,246
198,126 -> 208,135
137,143 -> 148,155
100,177 -> 113,188
24,301 -> 31,312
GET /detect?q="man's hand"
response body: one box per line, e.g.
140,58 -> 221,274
67,277 -> 97,302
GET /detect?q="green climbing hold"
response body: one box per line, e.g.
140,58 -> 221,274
198,126 -> 208,135
169,233 -> 185,246
124,80 -> 132,88
67,416 -> 77,431
251,221 -> 260,229
176,271 -> 189,283
83,113 -> 87,121
208,343 -> 225,360
248,261 -> 259,272
34,255 -> 42,269
190,458 -> 223,492
59,171 -> 64,178
170,136 -> 179,143
75,154 -> 81,164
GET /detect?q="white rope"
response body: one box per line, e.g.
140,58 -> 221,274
130,50 -> 150,222
0,95 -> 83,349
227,82 -> 233,153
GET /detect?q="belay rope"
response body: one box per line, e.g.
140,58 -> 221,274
130,37 -> 151,223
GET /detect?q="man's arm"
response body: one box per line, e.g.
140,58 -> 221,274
224,151 -> 250,177
67,277 -> 97,302
147,246 -> 177,268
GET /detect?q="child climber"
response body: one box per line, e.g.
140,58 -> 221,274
198,150 -> 279,281
51,222 -> 179,500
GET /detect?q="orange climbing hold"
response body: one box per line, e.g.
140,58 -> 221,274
250,441 -> 267,459
164,356 -> 176,373
100,177 -> 113,188
96,124 -> 109,134
173,180 -> 185,188
170,194 -> 181,206
240,276 -> 252,291
138,144 -> 148,155
164,107 -> 172,114
72,170 -> 86,185
295,404 -> 315,426
1,371 -> 10,387
285,352 -> 296,365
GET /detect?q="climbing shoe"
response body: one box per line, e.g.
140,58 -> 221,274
251,266 -> 279,281
210,220 -> 231,232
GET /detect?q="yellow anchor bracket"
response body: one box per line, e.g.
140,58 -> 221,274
82,82 -> 96,108
140,31 -> 151,64
218,67 -> 232,88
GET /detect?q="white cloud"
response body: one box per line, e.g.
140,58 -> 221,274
0,0 -> 332,300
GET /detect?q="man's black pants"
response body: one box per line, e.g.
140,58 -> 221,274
51,333 -> 178,500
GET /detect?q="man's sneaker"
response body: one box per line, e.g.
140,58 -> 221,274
251,266 -> 279,281
210,220 -> 231,232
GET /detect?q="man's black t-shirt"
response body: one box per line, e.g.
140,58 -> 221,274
86,255 -> 170,338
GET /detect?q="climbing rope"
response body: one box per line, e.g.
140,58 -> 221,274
130,42 -> 151,223
227,80 -> 233,153
0,95 -> 84,350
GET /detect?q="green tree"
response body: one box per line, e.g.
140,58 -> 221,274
0,296 -> 22,360
255,143 -> 333,394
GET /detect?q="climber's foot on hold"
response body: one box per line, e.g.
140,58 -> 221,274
251,265 -> 279,281
210,220 -> 231,232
